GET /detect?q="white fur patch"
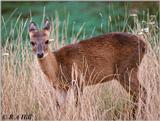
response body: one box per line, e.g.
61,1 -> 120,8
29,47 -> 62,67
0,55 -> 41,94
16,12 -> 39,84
55,89 -> 67,105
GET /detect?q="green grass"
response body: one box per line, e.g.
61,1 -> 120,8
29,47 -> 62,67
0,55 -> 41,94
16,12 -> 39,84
2,2 -> 159,46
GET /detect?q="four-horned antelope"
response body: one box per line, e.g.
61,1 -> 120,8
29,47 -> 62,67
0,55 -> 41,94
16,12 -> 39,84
29,19 -> 147,118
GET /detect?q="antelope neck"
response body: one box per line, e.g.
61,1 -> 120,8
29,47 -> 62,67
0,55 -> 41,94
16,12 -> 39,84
38,49 -> 58,85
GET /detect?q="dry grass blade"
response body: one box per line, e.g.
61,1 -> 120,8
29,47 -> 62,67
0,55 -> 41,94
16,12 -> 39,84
1,13 -> 160,120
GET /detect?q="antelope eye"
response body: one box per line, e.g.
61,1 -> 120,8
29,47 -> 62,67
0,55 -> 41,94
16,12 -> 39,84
30,41 -> 35,46
45,40 -> 49,44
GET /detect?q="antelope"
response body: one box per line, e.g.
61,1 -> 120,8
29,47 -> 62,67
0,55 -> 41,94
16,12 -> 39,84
29,19 -> 147,118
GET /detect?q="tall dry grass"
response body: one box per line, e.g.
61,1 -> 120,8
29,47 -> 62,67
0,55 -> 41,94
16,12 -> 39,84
1,15 -> 160,120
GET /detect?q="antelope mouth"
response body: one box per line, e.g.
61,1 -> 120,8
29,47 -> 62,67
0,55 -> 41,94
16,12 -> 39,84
37,53 -> 44,58
37,52 -> 48,60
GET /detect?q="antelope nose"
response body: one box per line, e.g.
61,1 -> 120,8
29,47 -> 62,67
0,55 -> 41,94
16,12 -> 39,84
37,53 -> 44,58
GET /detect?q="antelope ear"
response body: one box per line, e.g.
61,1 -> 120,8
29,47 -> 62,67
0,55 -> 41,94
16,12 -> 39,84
29,22 -> 38,32
43,19 -> 51,32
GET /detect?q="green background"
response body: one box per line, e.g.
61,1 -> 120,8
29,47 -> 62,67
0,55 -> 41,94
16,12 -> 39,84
2,1 -> 159,46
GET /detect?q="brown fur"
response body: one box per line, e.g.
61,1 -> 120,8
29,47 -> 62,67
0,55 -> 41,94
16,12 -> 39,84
53,32 -> 146,86
29,20 -> 147,118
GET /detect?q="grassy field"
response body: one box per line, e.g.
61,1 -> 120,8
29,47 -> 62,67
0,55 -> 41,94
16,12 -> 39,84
1,2 -> 160,120
2,2 -> 159,45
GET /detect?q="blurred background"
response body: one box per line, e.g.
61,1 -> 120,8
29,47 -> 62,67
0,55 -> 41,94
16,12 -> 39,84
1,1 -> 160,46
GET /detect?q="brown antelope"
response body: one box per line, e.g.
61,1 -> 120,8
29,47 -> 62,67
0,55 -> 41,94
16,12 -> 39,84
29,19 -> 147,118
